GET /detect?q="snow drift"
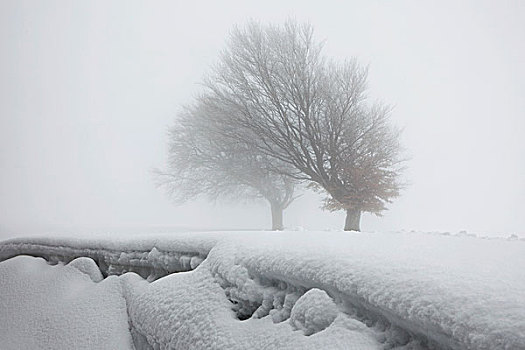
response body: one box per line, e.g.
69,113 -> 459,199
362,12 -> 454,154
1,231 -> 524,349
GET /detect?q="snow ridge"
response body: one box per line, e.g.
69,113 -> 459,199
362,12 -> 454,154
0,233 -> 216,280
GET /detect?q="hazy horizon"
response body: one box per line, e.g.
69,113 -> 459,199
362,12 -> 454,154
1,0 -> 524,239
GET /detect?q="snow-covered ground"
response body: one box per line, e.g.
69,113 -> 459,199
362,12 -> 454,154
1,231 -> 524,349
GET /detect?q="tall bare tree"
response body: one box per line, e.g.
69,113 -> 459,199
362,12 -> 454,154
156,101 -> 297,230
201,20 -> 404,231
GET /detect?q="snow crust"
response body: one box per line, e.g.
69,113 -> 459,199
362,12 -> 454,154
1,231 -> 524,350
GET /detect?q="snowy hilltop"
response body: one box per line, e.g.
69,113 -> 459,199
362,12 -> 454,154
1,231 -> 524,350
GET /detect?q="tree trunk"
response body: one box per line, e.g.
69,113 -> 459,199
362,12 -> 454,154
344,208 -> 361,231
270,202 -> 284,231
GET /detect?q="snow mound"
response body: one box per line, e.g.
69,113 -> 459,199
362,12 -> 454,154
68,257 -> 103,282
0,255 -> 133,350
290,288 -> 338,335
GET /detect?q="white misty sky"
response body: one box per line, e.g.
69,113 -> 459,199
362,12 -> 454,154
1,0 -> 524,238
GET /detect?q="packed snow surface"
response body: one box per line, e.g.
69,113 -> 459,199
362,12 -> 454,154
1,231 -> 524,350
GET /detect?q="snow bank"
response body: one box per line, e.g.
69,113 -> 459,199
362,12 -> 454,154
0,232 -> 218,281
0,255 -> 133,350
218,232 -> 525,349
1,231 -> 524,350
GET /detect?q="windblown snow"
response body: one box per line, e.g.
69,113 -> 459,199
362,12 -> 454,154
0,231 -> 524,350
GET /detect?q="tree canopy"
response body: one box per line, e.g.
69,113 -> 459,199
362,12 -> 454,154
199,20 -> 404,230
159,20 -> 404,231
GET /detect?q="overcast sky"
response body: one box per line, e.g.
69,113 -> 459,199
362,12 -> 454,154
1,0 -> 524,238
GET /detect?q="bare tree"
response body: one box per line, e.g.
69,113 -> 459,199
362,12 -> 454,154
156,100 -> 298,230
201,20 -> 404,231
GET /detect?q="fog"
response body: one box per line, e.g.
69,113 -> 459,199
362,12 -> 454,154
1,0 -> 524,239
